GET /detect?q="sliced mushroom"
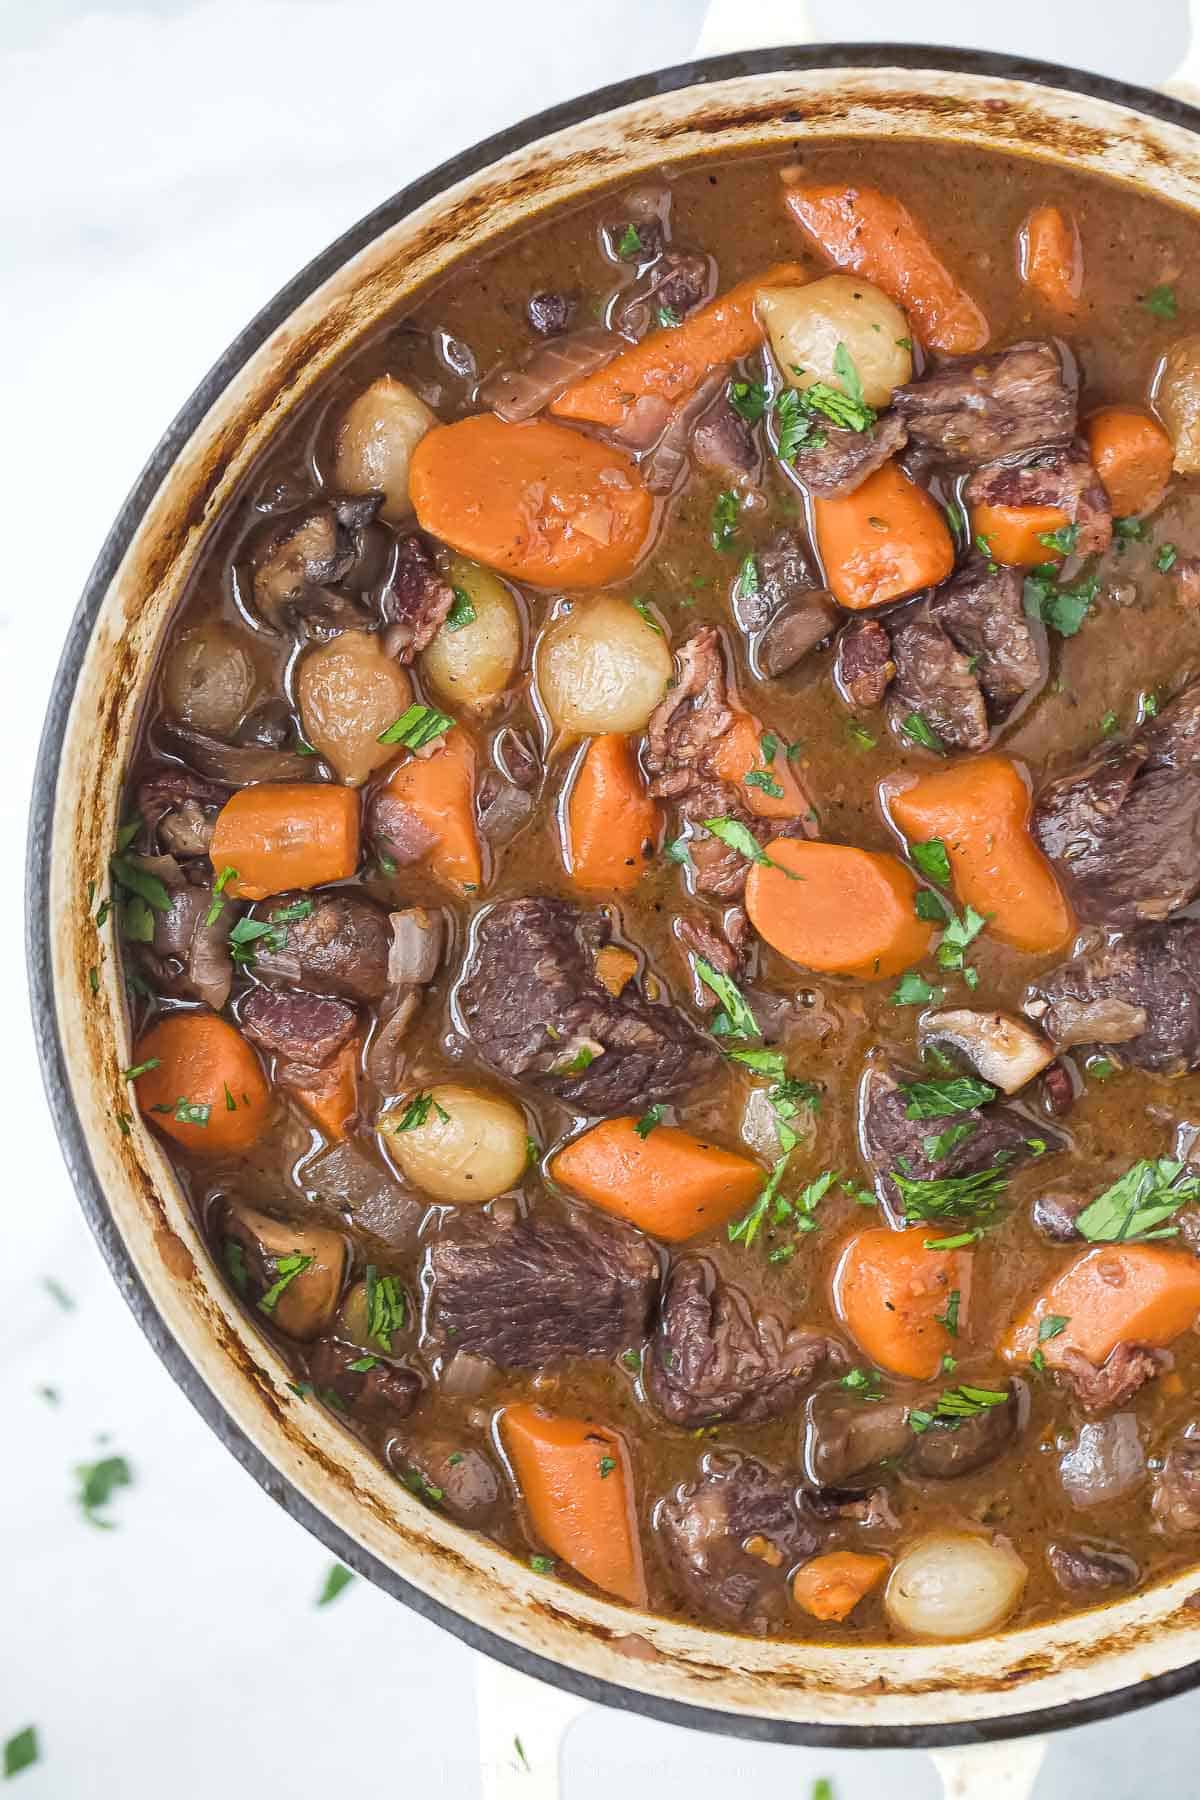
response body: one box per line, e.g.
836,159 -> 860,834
158,719 -> 316,786
920,1008 -> 1056,1094
222,1204 -> 347,1341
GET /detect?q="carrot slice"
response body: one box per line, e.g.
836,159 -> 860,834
291,1038 -> 359,1143
550,262 -> 807,429
832,1226 -> 973,1381
134,1012 -> 272,1153
500,1404 -> 645,1606
1002,1245 -> 1200,1369
566,734 -> 661,894
210,784 -> 360,901
708,713 -> 810,820
409,415 -> 653,589
972,501 -> 1071,568
889,756 -> 1073,955
792,1551 -> 890,1622
1020,205 -> 1082,316
376,730 -> 482,894
551,1117 -> 762,1243
744,839 -> 933,979
1085,407 -> 1173,518
813,461 -> 955,611
782,181 -> 989,353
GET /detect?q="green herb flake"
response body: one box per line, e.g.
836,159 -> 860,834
598,1455 -> 617,1480
109,855 -> 172,914
377,703 -> 455,749
257,1252 -> 314,1315
729,379 -> 769,424
634,1105 -> 664,1139
664,835 -> 690,867
43,1276 -> 75,1312
735,551 -> 759,599
615,222 -> 641,259
365,1265 -> 407,1351
530,1554 -> 555,1574
909,837 -> 951,886
1037,523 -> 1080,556
892,1157 -> 1012,1222
923,1230 -> 981,1250
656,303 -> 681,330
1142,284 -> 1178,319
223,1237 -> 249,1297
901,711 -> 946,755
710,489 -> 741,553
694,956 -> 760,1039
923,1120 -> 978,1161
620,1348 -> 642,1373
391,1092 -> 434,1133
1038,1314 -> 1070,1343
631,596 -> 662,633
1156,542 -> 1179,573
75,1453 -> 133,1529
937,904 -> 989,973
903,1074 -> 998,1119
1089,1057 -> 1116,1082
317,1563 -> 356,1607
743,768 -> 784,799
227,915 -> 288,966
3,1727 -> 39,1780
846,722 -> 877,752
1023,569 -> 1100,637
1100,710 -> 1120,737
121,1057 -> 160,1082
727,1155 -> 790,1248
840,1367 -> 885,1401
1076,1157 -> 1200,1243
915,888 -> 952,923
944,497 -> 966,539
889,970 -> 944,1008
445,586 -> 477,631
935,1288 -> 962,1337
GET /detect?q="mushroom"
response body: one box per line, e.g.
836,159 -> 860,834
920,1008 -> 1055,1094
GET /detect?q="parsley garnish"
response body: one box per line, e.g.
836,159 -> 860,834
445,586 -> 477,631
634,1105 -> 664,1139
729,379 -> 768,424
1156,542 -> 1179,573
3,1728 -> 39,1780
846,722 -> 877,751
109,855 -> 172,914
702,815 -> 799,879
1037,523 -> 1079,556
530,1554 -> 555,1574
1143,284 -> 1178,319
908,1385 -> 1008,1433
598,1455 -> 617,1479
258,1252 -> 313,1315
735,552 -> 759,598
205,864 -> 238,926
228,915 -> 287,966
317,1563 -> 356,1607
693,957 -> 759,1038
1024,568 -> 1099,637
710,489 -> 740,552
890,970 -> 944,1007
1039,1314 -> 1069,1342
909,837 -> 951,887
76,1453 -> 132,1528
901,711 -> 946,755
903,1074 -> 998,1118
390,1092 -> 434,1133
841,1367 -> 885,1400
656,304 -> 681,329
270,897 -> 314,923
378,703 -> 455,749
615,222 -> 641,259
223,1238 -> 249,1296
1100,709 -> 1120,737
365,1265 -> 407,1351
1075,1157 -> 1200,1242
121,1057 -> 160,1082
891,1157 -> 1012,1221
935,1288 -> 961,1337
743,768 -> 784,799
631,596 -> 662,633
937,904 -> 988,975
944,497 -> 966,539
923,1120 -> 978,1161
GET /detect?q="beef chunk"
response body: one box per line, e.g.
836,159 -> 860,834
1151,1433 -> 1200,1531
1047,1540 -> 1138,1594
889,609 -> 989,752
692,396 -> 759,483
907,1381 -> 1024,1479
891,341 -> 1075,466
527,290 -> 574,336
859,1066 -> 1060,1213
615,250 -> 711,338
1042,1059 -> 1076,1117
458,897 -> 718,1112
307,1337 -> 421,1420
380,534 -> 454,660
426,1208 -> 658,1367
803,1390 -> 912,1486
240,987 -> 357,1092
647,1257 -> 842,1427
1059,1414 -> 1145,1510
1032,685 -> 1200,926
966,439 -> 1112,557
1058,1344 -> 1170,1414
837,619 -> 895,709
787,410 -> 908,497
928,559 -> 1045,715
400,1438 -> 501,1524
735,529 -> 838,675
657,1454 -> 822,1630
757,594 -> 841,678
806,1485 -> 900,1530
750,529 -> 817,633
250,890 -> 391,1002
1027,920 -> 1200,1074
674,911 -> 748,985
137,766 -> 230,856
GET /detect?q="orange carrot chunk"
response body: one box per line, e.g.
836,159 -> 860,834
566,734 -> 661,894
782,180 -> 989,353
500,1403 -> 646,1606
813,461 -> 955,611
1085,407 -> 1174,518
1002,1245 -> 1200,1370
889,755 -> 1073,955
210,784 -> 360,901
291,1038 -> 360,1144
708,712 -> 811,820
833,1226 -> 973,1381
550,262 -> 807,429
409,415 -> 653,589
550,1117 -> 763,1243
376,729 -> 482,894
134,1012 -> 272,1154
1020,205 -> 1082,316
971,501 -> 1071,568
792,1551 -> 890,1622
744,839 -> 933,979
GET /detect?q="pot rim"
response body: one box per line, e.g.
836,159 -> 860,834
27,41 -> 1200,1750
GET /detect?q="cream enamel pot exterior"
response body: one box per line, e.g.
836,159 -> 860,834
28,44 -> 1200,1752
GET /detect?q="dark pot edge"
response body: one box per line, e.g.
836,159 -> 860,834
26,41 -> 1200,1749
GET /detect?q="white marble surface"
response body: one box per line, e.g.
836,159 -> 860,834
5,1 -> 1200,1793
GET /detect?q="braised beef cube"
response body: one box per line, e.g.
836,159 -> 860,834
456,896 -> 719,1112
1057,1344 -> 1170,1414
927,558 -> 1045,717
757,594 -> 840,678
426,1209 -> 659,1368
308,1337 -> 421,1420
787,410 -> 908,497
892,341 -> 1075,466
1027,920 -> 1200,1073
965,439 -> 1111,558
380,534 -> 454,660
1032,686 -> 1200,927
239,987 -> 357,1092
657,1454 -> 823,1631
1047,1539 -> 1139,1594
837,619 -> 895,709
1152,1434 -> 1200,1531
907,1381 -> 1025,1479
889,608 -> 988,753
250,890 -> 392,1002
647,1257 -> 842,1427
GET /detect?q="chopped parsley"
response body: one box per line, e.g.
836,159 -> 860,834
153,1097 -> 211,1127
1075,1157 -> 1200,1243
75,1453 -> 132,1529
1024,567 -> 1100,637
846,722 -> 877,752
445,586 -> 477,631
620,1348 -> 642,1373
1037,523 -> 1079,556
228,915 -> 287,966
944,497 -> 966,539
615,222 -> 642,259
258,1252 -> 313,1315
935,1288 -> 961,1337
889,970 -> 944,1007
530,1554 -> 555,1574
908,1384 -> 1008,1433
693,957 -> 759,1038
773,387 -> 824,463
743,768 -> 784,799
598,1456 -> 617,1479
841,1367 -> 885,1400
923,1120 -> 978,1161
729,379 -> 769,424
710,489 -> 741,552
365,1265 -> 407,1351
903,1074 -> 998,1118
735,552 -> 759,598
664,835 -> 690,866
656,303 -> 681,329
631,596 -> 662,633
43,1277 -> 74,1312
389,1092 -> 438,1133
121,1057 -> 160,1082
900,711 -> 946,755
223,1238 -> 249,1296
1114,516 -> 1147,545
1100,709 -> 1120,737
317,1563 -> 356,1607
1142,284 -> 1178,319
1156,542 -> 1179,573
557,1045 -> 595,1075
891,1157 -> 1012,1222
937,904 -> 988,977
727,1156 -> 790,1248
377,703 -> 455,749
3,1728 -> 39,1780
909,837 -> 951,886
205,864 -> 238,925
1039,1314 -> 1070,1342
634,1105 -> 664,1139
109,854 -> 172,914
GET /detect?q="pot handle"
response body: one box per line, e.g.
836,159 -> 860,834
476,1656 -> 587,1799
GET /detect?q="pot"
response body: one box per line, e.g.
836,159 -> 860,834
26,20 -> 1200,1785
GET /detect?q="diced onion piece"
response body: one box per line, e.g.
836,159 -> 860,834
333,375 -> 437,522
537,596 -> 672,736
421,557 -> 522,711
380,1082 -> 527,1204
920,1008 -> 1055,1094
296,631 -> 413,785
885,1532 -> 1027,1641
756,275 -> 912,409
163,624 -> 256,737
